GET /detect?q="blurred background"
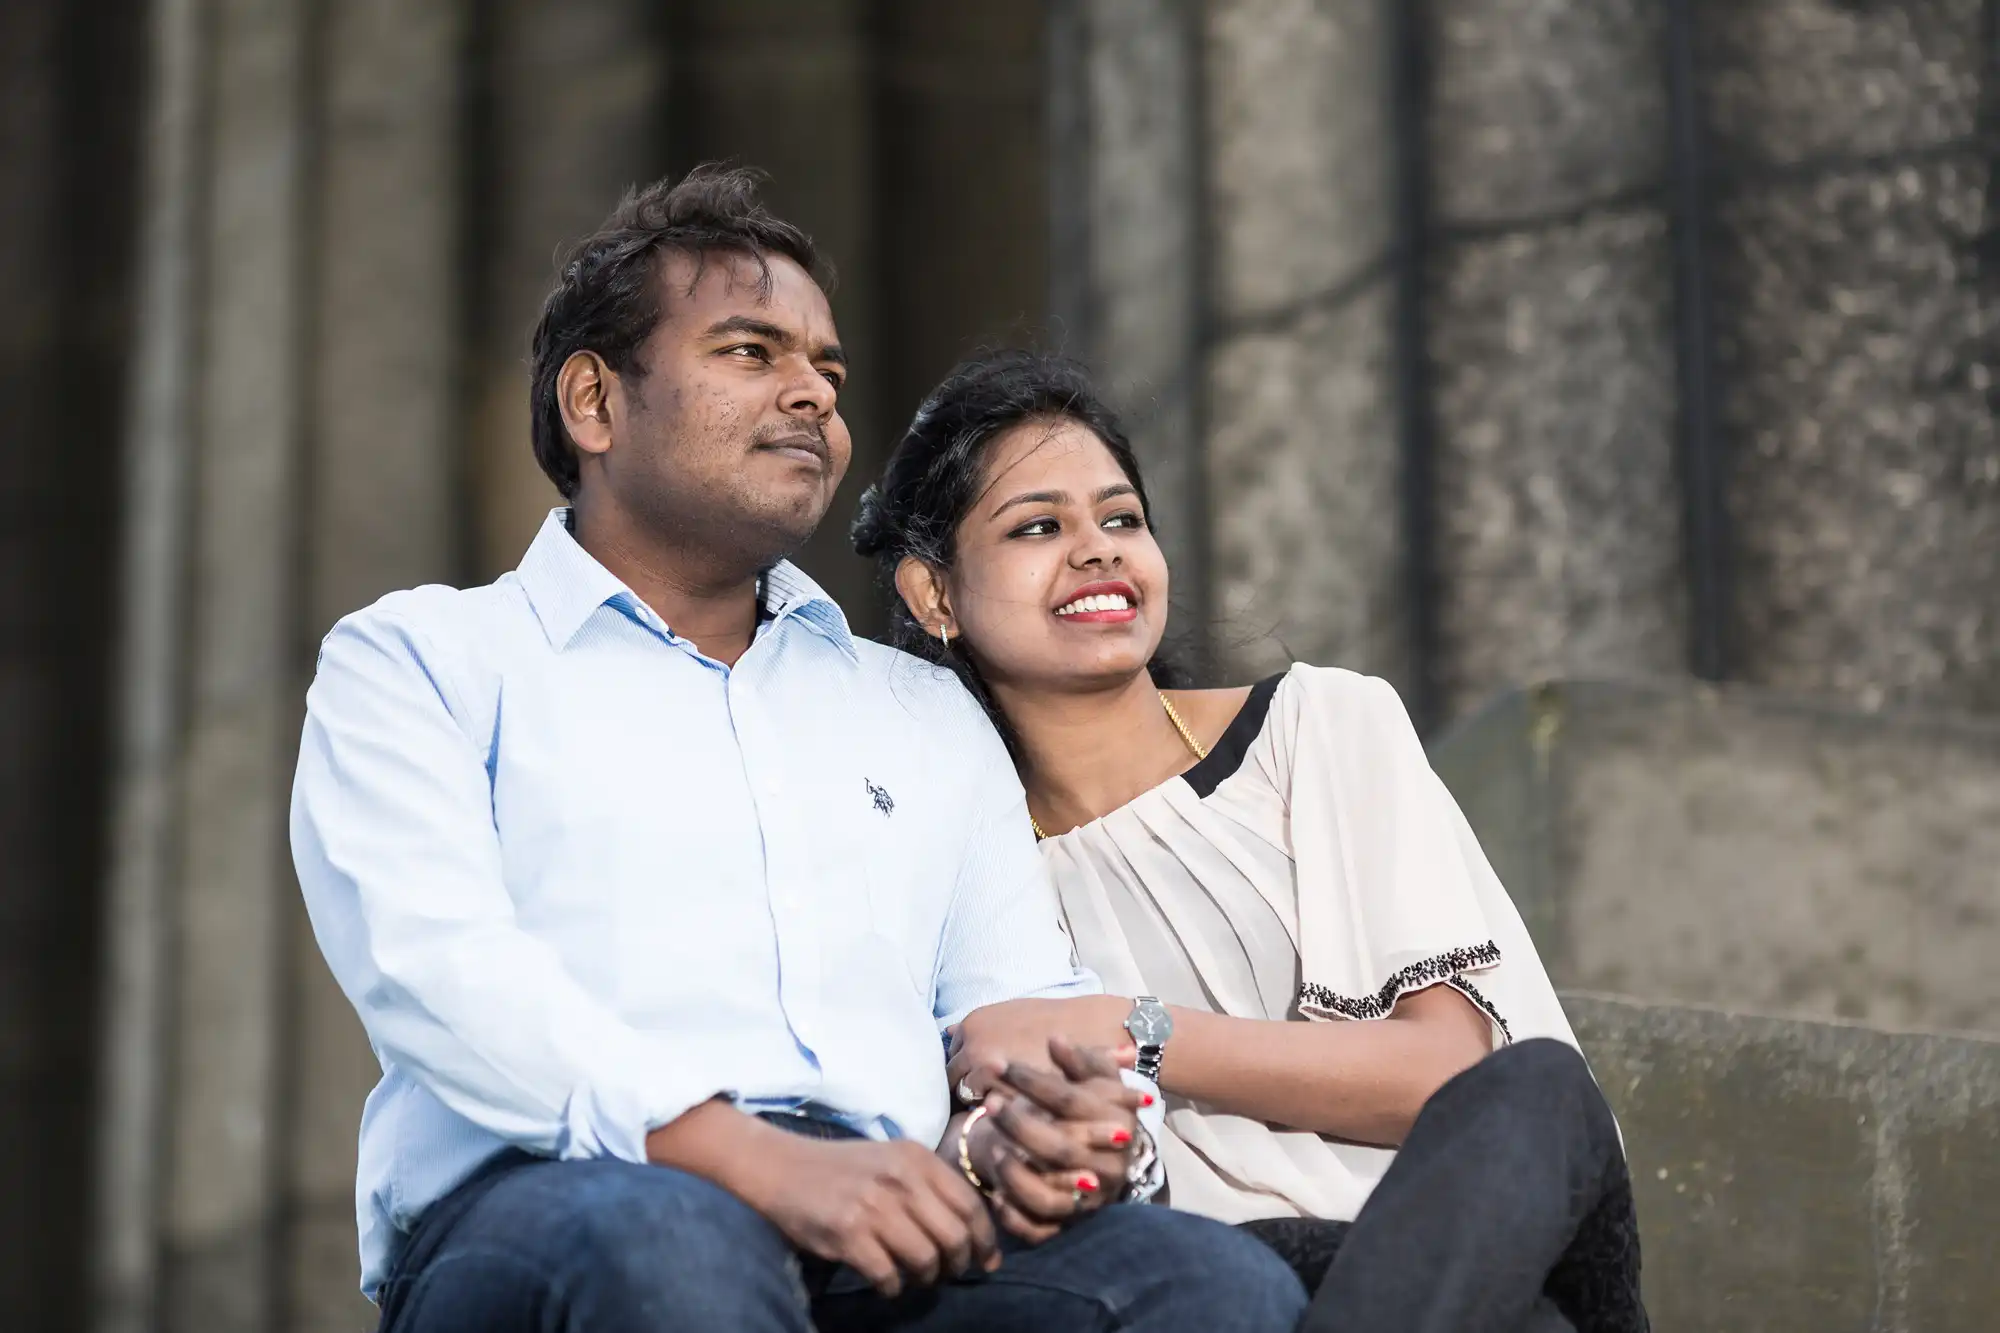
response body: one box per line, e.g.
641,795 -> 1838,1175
3,1 -> 1995,1331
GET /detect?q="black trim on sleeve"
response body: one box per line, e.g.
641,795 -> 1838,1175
1179,672 -> 1287,798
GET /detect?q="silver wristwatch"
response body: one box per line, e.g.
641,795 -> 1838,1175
1124,995 -> 1173,1083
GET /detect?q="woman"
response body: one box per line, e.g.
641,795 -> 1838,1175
851,351 -> 1646,1333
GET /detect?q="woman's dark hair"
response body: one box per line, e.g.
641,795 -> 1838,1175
852,350 -> 1182,746
528,164 -> 823,499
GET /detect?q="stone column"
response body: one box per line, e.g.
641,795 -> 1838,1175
1702,0 -> 2000,714
467,0 -> 667,579
94,1 -> 204,1328
158,0 -> 311,1329
286,2 -> 468,1328
673,0 -> 882,621
1423,0 -> 1688,721
1204,0 -> 1406,686
1047,0 -> 1208,652
5,1 -> 141,1327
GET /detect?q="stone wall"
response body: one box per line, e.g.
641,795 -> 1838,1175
1055,0 -> 2000,728
1425,1 -> 1688,718
1434,678 -> 2000,1035
1572,992 -> 2000,1333
1705,0 -> 2000,714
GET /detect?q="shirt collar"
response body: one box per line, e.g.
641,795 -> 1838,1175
516,508 -> 859,661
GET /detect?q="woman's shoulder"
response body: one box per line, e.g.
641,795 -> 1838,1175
1267,663 -> 1425,758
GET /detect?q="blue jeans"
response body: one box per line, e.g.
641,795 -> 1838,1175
374,1150 -> 1306,1333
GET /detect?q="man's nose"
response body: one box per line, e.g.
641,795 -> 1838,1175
780,360 -> 837,418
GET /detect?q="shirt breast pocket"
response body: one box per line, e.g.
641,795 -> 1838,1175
846,781 -> 951,1001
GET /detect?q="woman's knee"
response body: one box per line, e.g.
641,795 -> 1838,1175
1468,1039 -> 1618,1137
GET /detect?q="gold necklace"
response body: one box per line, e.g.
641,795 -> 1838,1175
1030,691 -> 1209,841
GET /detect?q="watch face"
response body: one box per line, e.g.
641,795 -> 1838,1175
1126,999 -> 1173,1046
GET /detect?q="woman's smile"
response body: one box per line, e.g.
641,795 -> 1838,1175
1054,580 -> 1140,624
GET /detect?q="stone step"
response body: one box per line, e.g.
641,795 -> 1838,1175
1431,679 -> 2000,1035
1568,992 -> 1998,1333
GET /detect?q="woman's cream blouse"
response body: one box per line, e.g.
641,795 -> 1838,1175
1039,665 -> 1581,1224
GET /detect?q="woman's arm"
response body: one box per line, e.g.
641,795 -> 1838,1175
1155,986 -> 1491,1145
951,984 -> 1493,1147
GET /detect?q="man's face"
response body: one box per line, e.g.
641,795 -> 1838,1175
594,250 -> 851,569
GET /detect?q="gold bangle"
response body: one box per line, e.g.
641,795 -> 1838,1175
956,1104 -> 992,1194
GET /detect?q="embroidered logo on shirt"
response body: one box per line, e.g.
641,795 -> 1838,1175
865,778 -> 895,817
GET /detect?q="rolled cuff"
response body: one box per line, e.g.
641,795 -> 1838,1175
558,1077 -> 726,1165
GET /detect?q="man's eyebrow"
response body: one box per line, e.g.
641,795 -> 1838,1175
703,315 -> 794,346
703,315 -> 844,366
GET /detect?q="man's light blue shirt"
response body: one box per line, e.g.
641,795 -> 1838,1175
291,511 -> 1130,1296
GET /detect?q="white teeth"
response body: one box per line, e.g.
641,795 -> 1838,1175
1055,593 -> 1133,616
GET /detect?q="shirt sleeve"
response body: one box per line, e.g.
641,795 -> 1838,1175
931,730 -> 1103,1028
927,727 -> 1167,1199
290,606 -> 725,1164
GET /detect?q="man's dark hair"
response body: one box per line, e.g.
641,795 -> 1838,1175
528,164 -> 823,498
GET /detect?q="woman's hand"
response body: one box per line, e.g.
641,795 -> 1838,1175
947,995 -> 1135,1102
952,1037 -> 1146,1242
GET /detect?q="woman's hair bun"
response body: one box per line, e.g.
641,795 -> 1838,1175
849,483 -> 893,558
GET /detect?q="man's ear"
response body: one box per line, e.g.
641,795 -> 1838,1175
558,351 -> 617,459
894,556 -> 954,637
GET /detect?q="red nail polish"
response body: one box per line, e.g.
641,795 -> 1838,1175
1109,1128 -> 1132,1146
1075,1174 -> 1099,1193
1141,1093 -> 1155,1107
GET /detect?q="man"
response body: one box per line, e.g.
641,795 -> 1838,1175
291,166 -> 1305,1332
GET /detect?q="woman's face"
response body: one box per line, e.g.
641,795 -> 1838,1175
940,416 -> 1170,692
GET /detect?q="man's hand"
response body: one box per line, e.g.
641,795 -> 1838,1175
647,1101 -> 998,1298
948,996 -> 1133,1102
955,1036 -> 1146,1242
752,1134 -> 1002,1297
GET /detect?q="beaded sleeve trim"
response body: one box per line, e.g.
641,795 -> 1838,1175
1296,940 -> 1511,1042
1444,974 -> 1514,1045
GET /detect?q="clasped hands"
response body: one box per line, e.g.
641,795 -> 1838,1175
755,1033 -> 1142,1297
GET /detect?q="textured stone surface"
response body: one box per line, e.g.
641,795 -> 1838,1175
1714,158 -> 2000,713
1048,0 -> 1206,611
1432,679 -> 2000,1034
286,1197 -> 377,1333
468,0 -> 667,578
162,3 -> 311,1331
875,3 -> 1050,411
1426,0 -> 1666,223
1700,0 -> 1986,166
1204,0 -> 1403,685
1205,0 -> 1393,323
1429,208 -> 1687,718
1209,283 -> 1405,681
309,0 -> 464,632
291,4 -> 467,1328
1569,992 -> 2000,1333
1901,1110 -> 2000,1330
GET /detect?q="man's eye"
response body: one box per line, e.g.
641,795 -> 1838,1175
821,371 -> 842,389
725,344 -> 767,360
